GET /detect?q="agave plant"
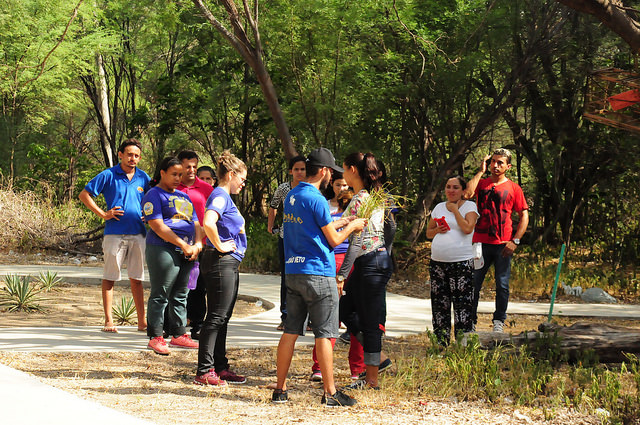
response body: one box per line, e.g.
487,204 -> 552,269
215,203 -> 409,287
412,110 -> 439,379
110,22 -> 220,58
36,270 -> 63,291
112,296 -> 137,325
0,274 -> 46,312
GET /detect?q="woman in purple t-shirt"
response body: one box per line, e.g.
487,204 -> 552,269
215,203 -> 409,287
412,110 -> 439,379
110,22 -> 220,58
194,150 -> 248,386
142,157 -> 203,356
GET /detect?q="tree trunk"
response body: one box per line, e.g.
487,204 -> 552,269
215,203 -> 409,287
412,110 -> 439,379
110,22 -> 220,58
478,321 -> 640,363
191,0 -> 298,160
96,53 -> 114,167
556,0 -> 640,53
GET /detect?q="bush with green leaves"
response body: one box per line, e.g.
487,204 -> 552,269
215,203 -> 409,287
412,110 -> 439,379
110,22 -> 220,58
0,274 -> 46,312
112,296 -> 136,325
36,270 -> 63,291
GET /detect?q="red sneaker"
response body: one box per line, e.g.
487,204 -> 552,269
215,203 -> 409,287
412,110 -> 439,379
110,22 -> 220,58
170,334 -> 199,349
194,369 -> 227,386
218,369 -> 247,384
147,336 -> 170,355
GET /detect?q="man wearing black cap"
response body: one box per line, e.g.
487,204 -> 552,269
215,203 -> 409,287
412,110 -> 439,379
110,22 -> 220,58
272,148 -> 366,407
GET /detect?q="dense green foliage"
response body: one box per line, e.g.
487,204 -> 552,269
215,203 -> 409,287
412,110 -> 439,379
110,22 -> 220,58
1,0 -> 639,269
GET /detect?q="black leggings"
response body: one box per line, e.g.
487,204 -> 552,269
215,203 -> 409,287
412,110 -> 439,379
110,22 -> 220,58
196,249 -> 240,374
343,249 -> 392,366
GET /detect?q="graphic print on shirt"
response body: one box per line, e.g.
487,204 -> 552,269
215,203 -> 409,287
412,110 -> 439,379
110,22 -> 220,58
170,196 -> 194,223
476,185 -> 508,240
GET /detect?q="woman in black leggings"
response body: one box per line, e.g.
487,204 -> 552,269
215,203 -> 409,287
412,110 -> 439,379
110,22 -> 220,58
194,150 -> 248,386
337,152 -> 392,390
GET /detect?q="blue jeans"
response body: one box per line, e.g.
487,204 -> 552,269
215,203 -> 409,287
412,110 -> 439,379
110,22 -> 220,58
471,243 -> 512,323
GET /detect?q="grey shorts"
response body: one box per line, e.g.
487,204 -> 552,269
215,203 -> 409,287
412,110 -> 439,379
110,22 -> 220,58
102,234 -> 146,281
284,274 -> 339,339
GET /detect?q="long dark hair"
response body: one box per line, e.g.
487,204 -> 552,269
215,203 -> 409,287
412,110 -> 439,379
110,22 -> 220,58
151,157 -> 181,187
344,152 -> 382,191
323,171 -> 344,200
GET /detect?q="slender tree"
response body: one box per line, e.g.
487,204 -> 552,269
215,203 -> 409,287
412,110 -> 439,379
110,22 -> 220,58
191,0 -> 297,159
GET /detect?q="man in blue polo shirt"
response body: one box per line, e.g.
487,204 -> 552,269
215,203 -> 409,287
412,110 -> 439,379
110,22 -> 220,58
272,148 -> 366,407
79,139 -> 150,333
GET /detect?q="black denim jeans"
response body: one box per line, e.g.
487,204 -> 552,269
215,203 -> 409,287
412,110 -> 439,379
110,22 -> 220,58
278,236 -> 287,321
347,248 -> 392,366
196,248 -> 240,374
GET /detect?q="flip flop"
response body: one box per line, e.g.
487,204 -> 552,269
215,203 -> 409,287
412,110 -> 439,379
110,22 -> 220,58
137,327 -> 147,332
101,325 -> 119,333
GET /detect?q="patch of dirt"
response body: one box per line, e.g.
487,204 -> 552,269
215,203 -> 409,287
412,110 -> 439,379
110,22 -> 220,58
0,282 -> 265,328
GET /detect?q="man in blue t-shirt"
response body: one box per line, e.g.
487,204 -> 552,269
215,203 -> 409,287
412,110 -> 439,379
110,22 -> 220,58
79,139 -> 150,333
272,148 -> 366,407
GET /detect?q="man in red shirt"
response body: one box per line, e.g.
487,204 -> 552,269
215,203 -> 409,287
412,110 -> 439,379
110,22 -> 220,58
177,150 -> 214,340
464,148 -> 529,333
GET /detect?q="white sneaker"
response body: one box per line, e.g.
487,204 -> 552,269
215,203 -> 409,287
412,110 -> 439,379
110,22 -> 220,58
492,320 -> 504,333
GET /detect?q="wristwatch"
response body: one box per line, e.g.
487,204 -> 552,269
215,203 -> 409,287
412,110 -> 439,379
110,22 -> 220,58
512,238 -> 520,245
336,276 -> 345,283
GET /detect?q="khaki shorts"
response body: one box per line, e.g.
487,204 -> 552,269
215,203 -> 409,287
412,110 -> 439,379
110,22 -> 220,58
102,234 -> 146,281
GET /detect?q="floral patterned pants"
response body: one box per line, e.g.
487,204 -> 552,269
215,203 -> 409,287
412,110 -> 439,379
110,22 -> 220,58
429,259 -> 474,344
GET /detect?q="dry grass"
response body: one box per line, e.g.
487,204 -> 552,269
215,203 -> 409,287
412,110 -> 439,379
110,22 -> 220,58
0,188 -> 94,252
0,341 -> 601,425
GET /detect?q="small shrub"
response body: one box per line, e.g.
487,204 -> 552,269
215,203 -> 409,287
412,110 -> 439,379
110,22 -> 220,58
112,296 -> 136,325
241,219 -> 279,273
36,270 -> 63,291
0,274 -> 46,312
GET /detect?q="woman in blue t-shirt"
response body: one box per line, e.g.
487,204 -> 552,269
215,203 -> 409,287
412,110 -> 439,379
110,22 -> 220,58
142,157 -> 203,356
194,150 -> 248,386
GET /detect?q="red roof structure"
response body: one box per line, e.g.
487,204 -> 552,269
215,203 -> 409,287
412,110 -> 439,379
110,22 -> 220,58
583,68 -> 640,135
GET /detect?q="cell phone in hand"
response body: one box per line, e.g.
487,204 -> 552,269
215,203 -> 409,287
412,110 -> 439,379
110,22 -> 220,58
434,216 -> 450,231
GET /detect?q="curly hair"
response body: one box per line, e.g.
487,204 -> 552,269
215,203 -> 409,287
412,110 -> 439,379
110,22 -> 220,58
217,150 -> 247,181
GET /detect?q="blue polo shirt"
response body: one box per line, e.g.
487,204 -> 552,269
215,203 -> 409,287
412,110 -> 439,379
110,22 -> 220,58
283,182 -> 335,276
84,164 -> 150,235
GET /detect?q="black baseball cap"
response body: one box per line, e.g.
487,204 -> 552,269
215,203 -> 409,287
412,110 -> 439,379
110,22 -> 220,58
306,148 -> 343,172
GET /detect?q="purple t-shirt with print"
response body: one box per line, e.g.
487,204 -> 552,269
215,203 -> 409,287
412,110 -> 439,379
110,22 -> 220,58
205,187 -> 247,262
142,186 -> 198,248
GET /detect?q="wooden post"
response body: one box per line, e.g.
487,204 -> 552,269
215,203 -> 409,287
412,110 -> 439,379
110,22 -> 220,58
548,243 -> 566,322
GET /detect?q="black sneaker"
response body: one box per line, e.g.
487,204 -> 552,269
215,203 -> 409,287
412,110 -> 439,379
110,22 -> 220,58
338,332 -> 351,344
321,390 -> 357,407
358,358 -> 392,379
272,388 -> 288,403
342,379 -> 380,391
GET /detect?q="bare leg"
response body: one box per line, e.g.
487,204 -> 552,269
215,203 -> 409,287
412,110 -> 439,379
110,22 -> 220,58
130,278 -> 147,330
276,333 -> 298,390
315,338 -> 336,395
102,279 -> 116,331
365,364 -> 379,387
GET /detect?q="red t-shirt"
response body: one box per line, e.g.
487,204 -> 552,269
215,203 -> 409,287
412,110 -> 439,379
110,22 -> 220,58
177,177 -> 213,223
472,178 -> 528,245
